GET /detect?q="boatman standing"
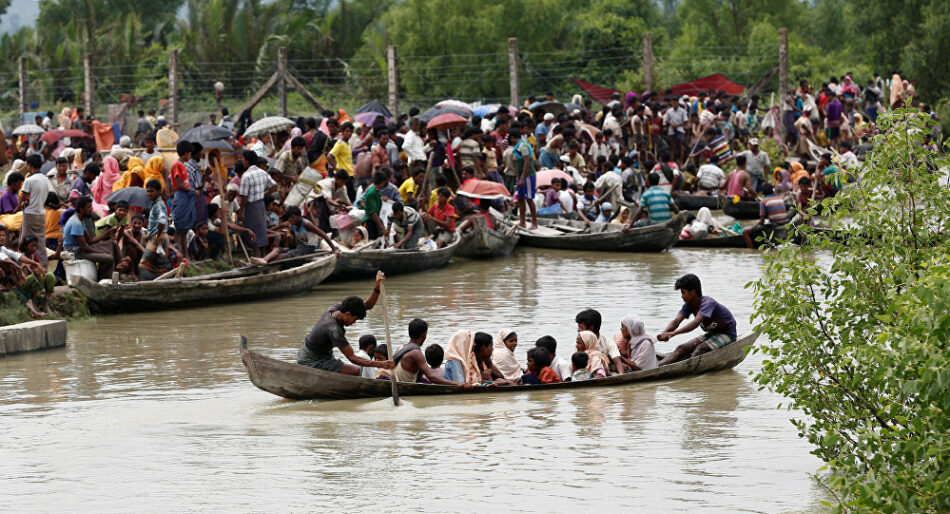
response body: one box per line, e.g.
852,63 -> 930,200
297,271 -> 395,375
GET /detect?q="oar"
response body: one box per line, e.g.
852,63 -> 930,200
380,277 -> 400,406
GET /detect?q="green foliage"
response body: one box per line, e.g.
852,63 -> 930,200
750,111 -> 950,511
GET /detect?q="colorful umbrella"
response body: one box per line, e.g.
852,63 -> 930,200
434,100 -> 473,117
354,112 -> 389,126
426,113 -> 468,131
40,129 -> 89,145
536,168 -> 575,187
12,124 -> 45,136
418,107 -> 471,123
457,179 -> 511,200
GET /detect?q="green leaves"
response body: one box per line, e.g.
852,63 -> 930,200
752,111 -> 950,511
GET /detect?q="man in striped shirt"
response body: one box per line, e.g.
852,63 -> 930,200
742,183 -> 788,249
624,173 -> 680,231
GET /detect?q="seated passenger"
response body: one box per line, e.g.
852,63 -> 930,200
570,352 -> 593,381
615,314 -> 658,371
536,335 -> 573,382
491,329 -> 523,381
442,330 -> 482,385
353,334 -> 378,379
390,318 -> 466,385
575,331 -> 609,379
472,331 -> 515,385
424,344 -> 444,380
521,346 -> 561,384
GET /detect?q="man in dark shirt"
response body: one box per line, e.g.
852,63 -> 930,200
657,273 -> 738,365
297,272 -> 395,375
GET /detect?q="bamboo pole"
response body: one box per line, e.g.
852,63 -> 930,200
380,281 -> 400,406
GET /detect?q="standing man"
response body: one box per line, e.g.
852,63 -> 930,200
510,129 -> 538,230
402,118 -> 427,178
18,155 -> 50,266
297,272 -> 395,376
729,138 -> 770,192
237,151 -> 277,257
664,99 -> 689,164
170,141 -> 196,255
134,110 -> 153,147
657,274 -> 738,365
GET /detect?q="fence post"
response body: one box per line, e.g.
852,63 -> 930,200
83,54 -> 95,118
779,28 -> 788,107
643,33 -> 654,92
387,45 -> 398,116
278,47 -> 288,117
18,57 -> 25,119
508,38 -> 520,108
169,49 -> 179,128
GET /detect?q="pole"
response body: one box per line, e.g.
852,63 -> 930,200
169,49 -> 179,128
779,28 -> 788,107
83,53 -> 94,118
643,33 -> 654,93
380,278 -> 400,406
277,47 -> 287,118
387,45 -> 398,116
17,57 -> 25,118
508,38 -> 519,108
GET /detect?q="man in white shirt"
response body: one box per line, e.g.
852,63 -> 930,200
729,138 -> 771,191
535,336 -> 573,381
837,141 -> 859,171
18,155 -> 50,265
664,102 -> 689,163
402,117 -> 426,175
576,309 -> 624,374
695,154 -> 726,193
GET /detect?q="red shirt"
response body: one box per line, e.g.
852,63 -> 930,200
427,201 -> 456,231
170,161 -> 190,192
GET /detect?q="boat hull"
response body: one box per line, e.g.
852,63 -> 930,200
332,235 -> 459,278
516,213 -> 687,252
721,197 -> 761,219
240,332 -> 757,400
675,193 -> 720,211
455,216 -> 519,259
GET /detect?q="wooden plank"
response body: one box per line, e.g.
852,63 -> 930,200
237,72 -> 280,117
285,73 -> 326,112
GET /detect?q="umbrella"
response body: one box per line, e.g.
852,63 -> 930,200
472,104 -> 503,117
354,112 -> 389,126
243,116 -> 295,138
457,179 -> 511,200
427,113 -> 468,131
12,124 -> 45,136
577,123 -> 599,142
199,139 -> 237,151
536,168 -> 575,187
564,103 -> 585,114
529,101 -> 567,116
40,129 -> 89,145
417,107 -> 471,123
106,187 -> 150,211
434,100 -> 473,117
355,100 -> 393,118
180,125 -> 234,144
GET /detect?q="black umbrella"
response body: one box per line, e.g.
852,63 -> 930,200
106,187 -> 150,211
529,100 -> 567,116
356,99 -> 394,119
564,102 -> 585,114
417,107 -> 472,124
180,125 -> 235,144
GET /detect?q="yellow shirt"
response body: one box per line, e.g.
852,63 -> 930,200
398,178 -> 419,203
329,140 -> 353,176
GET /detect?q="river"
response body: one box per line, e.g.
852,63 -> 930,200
0,247 -> 827,512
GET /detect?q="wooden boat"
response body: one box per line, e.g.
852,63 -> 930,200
332,234 -> 459,278
720,196 -> 761,219
239,332 -> 758,400
455,216 -> 519,259
675,224 -> 789,249
675,193 -> 720,211
513,212 -> 687,252
74,254 -> 337,312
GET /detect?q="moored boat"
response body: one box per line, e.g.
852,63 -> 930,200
74,254 -> 337,312
675,193 -> 720,211
676,224 -> 790,249
239,332 -> 758,400
720,196 -> 761,219
455,216 -> 519,259
514,212 -> 687,252
332,234 -> 460,278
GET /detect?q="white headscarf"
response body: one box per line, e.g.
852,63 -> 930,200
621,314 -> 657,370
491,329 -> 522,380
696,207 -> 715,226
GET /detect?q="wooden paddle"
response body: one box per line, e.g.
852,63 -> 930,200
380,278 -> 400,406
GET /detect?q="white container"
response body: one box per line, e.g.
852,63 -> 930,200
64,259 -> 97,286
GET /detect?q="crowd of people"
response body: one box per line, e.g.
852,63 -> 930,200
298,273 -> 738,385
0,68 -> 936,313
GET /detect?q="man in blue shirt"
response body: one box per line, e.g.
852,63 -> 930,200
657,273 -> 738,365
624,173 -> 679,230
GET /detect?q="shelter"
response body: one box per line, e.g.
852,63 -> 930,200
669,74 -> 745,96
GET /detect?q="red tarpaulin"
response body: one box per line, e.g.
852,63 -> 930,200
669,74 -> 745,97
571,77 -> 619,104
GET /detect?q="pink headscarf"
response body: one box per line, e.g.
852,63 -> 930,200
92,155 -> 121,204
281,127 -> 303,152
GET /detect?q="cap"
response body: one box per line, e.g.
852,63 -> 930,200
543,113 -> 555,121
749,137 -> 760,146
559,155 -> 571,163
601,202 -> 613,211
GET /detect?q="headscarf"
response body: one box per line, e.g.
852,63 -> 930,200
619,314 -> 657,371
774,168 -> 793,194
112,157 -> 147,191
337,109 -> 352,124
143,155 -> 166,191
491,329 -> 522,380
789,161 -> 808,185
696,206 -> 715,226
444,329 -> 481,385
625,92 -> 637,109
889,73 -> 904,108
58,108 -> 72,130
3,160 -> 27,188
282,127 -> 302,152
578,330 -> 610,374
110,145 -> 133,169
93,156 -> 121,203
72,148 -> 85,171
350,226 -> 369,247
611,205 -> 630,224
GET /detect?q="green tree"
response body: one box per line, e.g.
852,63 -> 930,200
750,111 -> 949,511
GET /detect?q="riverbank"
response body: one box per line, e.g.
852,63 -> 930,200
0,286 -> 90,327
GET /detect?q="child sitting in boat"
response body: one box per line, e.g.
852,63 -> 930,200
570,352 -> 593,381
424,344 -> 444,380
353,335 -> 377,379
521,347 -> 561,384
373,344 -> 391,380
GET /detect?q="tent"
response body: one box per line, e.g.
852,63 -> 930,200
668,74 -> 745,97
571,77 -> 619,105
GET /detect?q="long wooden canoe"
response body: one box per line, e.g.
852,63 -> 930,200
675,193 -> 720,211
720,196 -> 761,219
676,224 -> 790,249
239,332 -> 758,400
332,234 -> 459,278
514,212 -> 687,252
455,216 -> 519,259
74,254 -> 337,312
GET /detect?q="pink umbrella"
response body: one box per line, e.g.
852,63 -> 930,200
536,168 -> 575,187
427,113 -> 468,131
458,179 -> 511,200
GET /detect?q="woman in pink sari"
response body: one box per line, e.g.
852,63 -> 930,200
92,155 -> 121,204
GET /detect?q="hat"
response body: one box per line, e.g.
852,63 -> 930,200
543,113 -> 555,121
559,155 -> 571,163
226,183 -> 240,192
601,202 -> 613,211
749,137 -> 760,146
119,135 -> 132,148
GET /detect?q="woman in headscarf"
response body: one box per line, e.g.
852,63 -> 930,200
337,109 -> 352,124
491,329 -> 522,381
442,330 -> 482,385
889,73 -> 904,109
281,127 -> 302,152
610,205 -> 631,225
788,161 -> 809,185
113,157 -> 146,191
773,167 -> 793,195
143,155 -> 167,192
92,155 -> 121,204
615,315 -> 657,371
58,108 -> 72,130
575,331 -> 609,379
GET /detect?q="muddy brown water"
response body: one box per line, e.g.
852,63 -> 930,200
0,247 -> 827,512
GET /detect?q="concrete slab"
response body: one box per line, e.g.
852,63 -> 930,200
0,319 -> 68,357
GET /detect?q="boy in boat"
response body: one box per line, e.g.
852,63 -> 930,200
390,318 -> 468,385
575,309 -> 625,374
656,274 -> 737,365
354,335 -> 377,379
296,271 -> 395,376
